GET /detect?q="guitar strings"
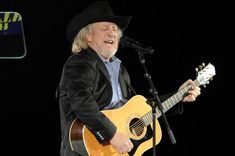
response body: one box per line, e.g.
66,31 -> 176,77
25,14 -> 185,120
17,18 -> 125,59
128,80 -> 202,136
129,101 -> 176,135
129,111 -> 153,136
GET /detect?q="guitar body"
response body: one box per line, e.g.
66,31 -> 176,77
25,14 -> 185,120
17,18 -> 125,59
69,95 -> 162,156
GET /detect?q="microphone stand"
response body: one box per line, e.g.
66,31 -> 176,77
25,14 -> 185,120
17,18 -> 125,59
136,50 -> 176,156
120,36 -> 176,155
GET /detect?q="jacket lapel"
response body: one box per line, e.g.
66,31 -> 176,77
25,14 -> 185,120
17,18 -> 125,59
118,70 -> 127,98
88,48 -> 112,85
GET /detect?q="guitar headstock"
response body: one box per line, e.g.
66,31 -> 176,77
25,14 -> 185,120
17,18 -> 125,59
195,62 -> 216,87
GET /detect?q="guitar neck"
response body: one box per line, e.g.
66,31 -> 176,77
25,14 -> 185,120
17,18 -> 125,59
160,79 -> 200,115
142,79 -> 200,126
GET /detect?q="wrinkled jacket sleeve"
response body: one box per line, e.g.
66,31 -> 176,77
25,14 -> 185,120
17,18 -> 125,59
63,59 -> 116,143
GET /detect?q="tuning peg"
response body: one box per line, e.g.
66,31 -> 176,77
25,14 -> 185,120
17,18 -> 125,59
198,65 -> 204,70
202,81 -> 210,88
196,63 -> 205,72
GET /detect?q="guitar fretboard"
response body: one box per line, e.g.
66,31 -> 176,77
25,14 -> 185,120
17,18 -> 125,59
141,79 -> 200,126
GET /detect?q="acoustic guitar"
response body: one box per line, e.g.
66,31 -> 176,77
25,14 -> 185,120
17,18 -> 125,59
69,63 -> 216,156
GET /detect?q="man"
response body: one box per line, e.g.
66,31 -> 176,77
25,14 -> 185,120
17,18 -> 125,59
57,1 -> 201,156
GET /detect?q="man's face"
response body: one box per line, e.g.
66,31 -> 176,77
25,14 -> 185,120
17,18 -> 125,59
86,22 -> 120,60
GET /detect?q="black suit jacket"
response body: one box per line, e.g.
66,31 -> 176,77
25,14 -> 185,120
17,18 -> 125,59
58,48 -> 133,156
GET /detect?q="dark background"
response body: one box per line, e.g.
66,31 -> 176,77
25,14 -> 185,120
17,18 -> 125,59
1,0 -> 233,155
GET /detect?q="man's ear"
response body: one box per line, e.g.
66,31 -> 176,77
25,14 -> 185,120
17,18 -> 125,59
85,32 -> 92,42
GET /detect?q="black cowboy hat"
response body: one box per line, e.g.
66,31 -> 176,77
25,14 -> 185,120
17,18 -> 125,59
66,1 -> 132,42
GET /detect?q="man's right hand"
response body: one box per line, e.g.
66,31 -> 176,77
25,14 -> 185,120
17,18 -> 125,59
110,131 -> 134,154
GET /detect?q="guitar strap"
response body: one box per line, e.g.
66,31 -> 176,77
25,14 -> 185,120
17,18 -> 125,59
125,81 -> 137,96
55,84 -> 59,99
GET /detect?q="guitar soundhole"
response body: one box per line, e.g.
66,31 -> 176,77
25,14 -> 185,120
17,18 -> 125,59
129,118 -> 144,137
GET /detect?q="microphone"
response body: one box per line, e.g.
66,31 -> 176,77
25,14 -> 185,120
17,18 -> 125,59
120,36 -> 155,55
